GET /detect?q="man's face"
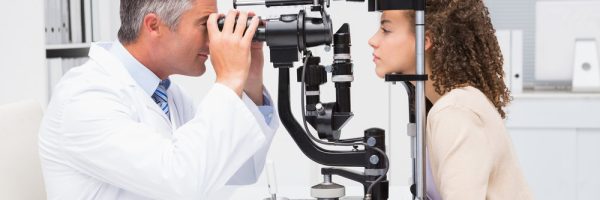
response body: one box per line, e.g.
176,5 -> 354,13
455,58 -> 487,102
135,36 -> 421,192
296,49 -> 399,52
156,0 -> 216,77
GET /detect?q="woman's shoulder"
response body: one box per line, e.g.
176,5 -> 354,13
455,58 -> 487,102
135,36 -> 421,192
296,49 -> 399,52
428,86 -> 497,121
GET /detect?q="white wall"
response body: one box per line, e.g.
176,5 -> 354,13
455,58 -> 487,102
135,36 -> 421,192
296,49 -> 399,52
0,1 -> 47,107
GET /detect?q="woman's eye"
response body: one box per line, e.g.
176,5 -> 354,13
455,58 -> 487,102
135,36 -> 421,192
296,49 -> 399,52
381,27 -> 390,33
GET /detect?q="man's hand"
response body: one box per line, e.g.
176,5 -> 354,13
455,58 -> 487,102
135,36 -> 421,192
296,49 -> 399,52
207,10 -> 260,97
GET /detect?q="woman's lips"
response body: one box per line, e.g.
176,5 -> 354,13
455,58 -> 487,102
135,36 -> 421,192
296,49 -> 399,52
373,53 -> 380,62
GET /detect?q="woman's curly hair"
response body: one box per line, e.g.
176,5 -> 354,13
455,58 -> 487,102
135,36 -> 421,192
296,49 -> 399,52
409,0 -> 511,118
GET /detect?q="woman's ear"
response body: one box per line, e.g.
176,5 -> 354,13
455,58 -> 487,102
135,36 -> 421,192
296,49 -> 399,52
425,31 -> 433,51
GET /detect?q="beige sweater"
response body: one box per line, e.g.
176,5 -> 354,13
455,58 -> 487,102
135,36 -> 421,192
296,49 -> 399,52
426,86 -> 533,200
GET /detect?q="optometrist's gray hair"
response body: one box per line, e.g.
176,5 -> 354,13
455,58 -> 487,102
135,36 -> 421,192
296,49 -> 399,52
118,0 -> 194,44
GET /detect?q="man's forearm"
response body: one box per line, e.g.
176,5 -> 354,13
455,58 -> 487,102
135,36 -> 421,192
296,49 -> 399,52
244,79 -> 264,105
246,42 -> 265,105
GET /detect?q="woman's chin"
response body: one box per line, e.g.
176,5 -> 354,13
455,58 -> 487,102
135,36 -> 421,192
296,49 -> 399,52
375,69 -> 387,79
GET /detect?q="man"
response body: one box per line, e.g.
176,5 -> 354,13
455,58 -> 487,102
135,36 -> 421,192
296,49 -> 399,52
38,0 -> 278,199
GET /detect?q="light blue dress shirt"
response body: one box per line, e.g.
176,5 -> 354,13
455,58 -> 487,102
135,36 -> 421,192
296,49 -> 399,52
109,40 -> 273,123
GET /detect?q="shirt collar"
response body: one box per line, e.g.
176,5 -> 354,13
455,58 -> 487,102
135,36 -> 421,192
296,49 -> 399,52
109,40 -> 163,96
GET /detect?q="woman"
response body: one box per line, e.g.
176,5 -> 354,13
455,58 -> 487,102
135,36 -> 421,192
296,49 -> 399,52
368,0 -> 533,199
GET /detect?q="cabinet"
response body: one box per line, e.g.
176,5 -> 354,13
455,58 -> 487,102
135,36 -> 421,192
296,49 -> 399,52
44,0 -> 120,100
506,93 -> 600,200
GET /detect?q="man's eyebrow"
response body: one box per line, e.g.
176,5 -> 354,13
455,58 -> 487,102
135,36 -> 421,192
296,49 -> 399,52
381,19 -> 391,25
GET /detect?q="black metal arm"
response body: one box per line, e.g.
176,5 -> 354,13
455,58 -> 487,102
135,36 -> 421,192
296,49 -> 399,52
278,67 -> 367,167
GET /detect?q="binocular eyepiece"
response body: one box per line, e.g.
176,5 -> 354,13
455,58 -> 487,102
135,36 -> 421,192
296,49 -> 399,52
216,10 -> 332,51
216,16 -> 267,41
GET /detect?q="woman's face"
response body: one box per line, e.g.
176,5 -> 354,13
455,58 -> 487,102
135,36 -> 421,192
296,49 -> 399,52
369,10 -> 416,78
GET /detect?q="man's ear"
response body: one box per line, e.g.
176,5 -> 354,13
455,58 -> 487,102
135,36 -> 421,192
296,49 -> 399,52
142,13 -> 161,37
425,31 -> 433,51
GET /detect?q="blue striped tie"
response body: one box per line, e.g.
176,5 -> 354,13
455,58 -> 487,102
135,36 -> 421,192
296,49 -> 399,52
152,79 -> 170,120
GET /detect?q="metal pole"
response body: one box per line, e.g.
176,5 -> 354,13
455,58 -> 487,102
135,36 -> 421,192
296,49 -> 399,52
415,9 -> 427,200
234,0 -> 266,7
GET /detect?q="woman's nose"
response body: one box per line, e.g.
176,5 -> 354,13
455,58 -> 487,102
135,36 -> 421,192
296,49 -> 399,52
368,34 -> 379,49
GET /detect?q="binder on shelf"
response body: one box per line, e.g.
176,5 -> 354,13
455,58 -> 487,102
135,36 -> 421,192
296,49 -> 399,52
60,0 -> 70,43
53,0 -> 62,44
46,0 -> 57,44
91,0 -> 101,42
90,0 -> 119,42
511,30 -> 524,94
61,58 -> 72,74
69,0 -> 83,43
495,29 -> 524,94
46,0 -> 52,44
47,58 -> 63,96
496,30 -> 512,90
83,0 -> 93,43
44,0 -> 50,44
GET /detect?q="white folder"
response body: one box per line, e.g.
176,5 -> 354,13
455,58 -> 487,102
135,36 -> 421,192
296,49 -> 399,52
69,0 -> 83,43
60,0 -> 70,43
511,30 -> 524,94
47,58 -> 63,97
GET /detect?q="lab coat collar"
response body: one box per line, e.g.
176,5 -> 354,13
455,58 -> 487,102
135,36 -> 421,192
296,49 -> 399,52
89,42 -> 173,126
88,42 -> 137,87
108,40 -> 162,97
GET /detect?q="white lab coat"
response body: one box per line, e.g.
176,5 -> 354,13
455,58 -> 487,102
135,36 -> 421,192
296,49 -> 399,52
38,42 -> 278,200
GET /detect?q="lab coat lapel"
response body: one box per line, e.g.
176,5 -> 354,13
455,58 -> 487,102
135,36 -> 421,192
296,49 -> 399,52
143,92 -> 173,130
167,89 -> 181,129
88,42 -> 173,131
